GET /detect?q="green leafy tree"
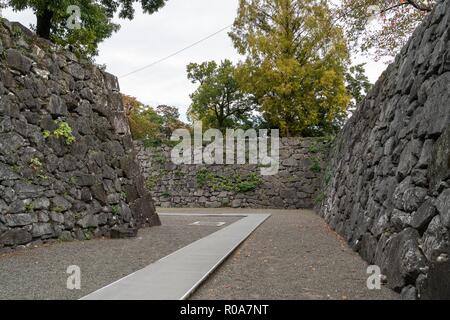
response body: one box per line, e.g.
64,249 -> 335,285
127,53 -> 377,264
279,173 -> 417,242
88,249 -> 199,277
123,94 -> 163,141
230,0 -> 351,137
123,95 -> 187,143
156,104 -> 187,139
345,63 -> 372,111
187,59 -> 257,131
6,0 -> 167,57
335,0 -> 436,59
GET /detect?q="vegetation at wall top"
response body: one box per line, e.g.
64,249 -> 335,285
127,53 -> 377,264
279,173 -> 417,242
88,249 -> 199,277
5,0 -> 167,57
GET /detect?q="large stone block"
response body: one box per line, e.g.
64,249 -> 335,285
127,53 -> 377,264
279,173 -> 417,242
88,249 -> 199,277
429,126 -> 450,191
6,48 -> 32,73
0,229 -> 32,246
377,229 -> 427,291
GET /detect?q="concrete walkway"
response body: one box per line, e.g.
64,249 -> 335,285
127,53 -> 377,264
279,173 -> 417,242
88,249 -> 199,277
0,215 -> 241,300
82,213 -> 269,300
159,208 -> 399,300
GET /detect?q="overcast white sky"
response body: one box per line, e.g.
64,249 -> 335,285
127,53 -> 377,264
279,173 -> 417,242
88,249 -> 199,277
2,0 -> 387,121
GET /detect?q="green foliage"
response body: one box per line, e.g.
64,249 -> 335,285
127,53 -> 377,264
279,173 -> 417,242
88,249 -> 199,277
111,205 -> 119,216
83,230 -> 92,240
187,59 -> 256,131
308,140 -> 328,179
123,95 -> 188,147
308,144 -> 320,154
145,175 -> 160,191
11,24 -> 23,38
9,164 -> 20,173
43,121 -> 76,145
230,0 -> 351,137
310,157 -> 322,173
156,105 -> 186,138
25,203 -> 34,212
196,169 -> 211,188
235,173 -> 262,193
143,136 -> 163,148
37,173 -> 49,181
6,0 -> 167,58
29,157 -> 46,179
29,157 -> 43,169
42,130 -> 51,139
335,0 -> 435,59
174,170 -> 184,177
345,64 -> 372,111
308,135 -> 336,154
53,206 -> 64,213
314,192 -> 326,205
153,153 -> 166,165
196,169 -> 262,193
324,166 -> 333,185
69,176 -> 78,186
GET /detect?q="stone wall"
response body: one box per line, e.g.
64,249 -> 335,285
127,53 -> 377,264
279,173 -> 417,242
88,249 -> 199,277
318,0 -> 450,299
135,138 -> 327,209
0,19 -> 159,252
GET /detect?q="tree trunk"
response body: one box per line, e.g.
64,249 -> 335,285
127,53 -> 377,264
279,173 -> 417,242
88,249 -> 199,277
36,9 -> 53,39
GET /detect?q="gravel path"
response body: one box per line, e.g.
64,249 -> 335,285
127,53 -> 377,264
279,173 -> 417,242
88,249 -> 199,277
0,215 -> 241,300
159,208 -> 399,300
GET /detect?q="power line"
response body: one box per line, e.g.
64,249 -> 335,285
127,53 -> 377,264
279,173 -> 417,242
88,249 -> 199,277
119,24 -> 233,79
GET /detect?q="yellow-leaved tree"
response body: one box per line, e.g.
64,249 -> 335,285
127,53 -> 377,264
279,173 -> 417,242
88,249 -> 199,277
230,0 -> 351,137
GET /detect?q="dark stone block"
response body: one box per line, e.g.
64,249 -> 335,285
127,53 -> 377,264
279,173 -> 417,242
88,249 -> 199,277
401,285 -> 418,300
110,227 -> 138,239
410,199 -> 438,231
378,229 -> 427,291
6,49 -> 32,73
436,189 -> 450,228
130,193 -> 160,228
429,126 -> 450,191
418,258 -> 450,300
91,184 -> 107,205
0,229 -> 32,246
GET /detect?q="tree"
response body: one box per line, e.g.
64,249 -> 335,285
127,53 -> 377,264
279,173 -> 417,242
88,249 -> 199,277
156,105 -> 187,139
345,63 -> 372,111
335,0 -> 436,59
230,0 -> 351,137
187,60 -> 257,131
123,95 -> 187,143
6,0 -> 167,57
123,95 -> 163,141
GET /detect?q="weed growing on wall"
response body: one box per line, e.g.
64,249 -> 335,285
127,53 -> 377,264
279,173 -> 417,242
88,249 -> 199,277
196,169 -> 262,193
43,121 -> 76,145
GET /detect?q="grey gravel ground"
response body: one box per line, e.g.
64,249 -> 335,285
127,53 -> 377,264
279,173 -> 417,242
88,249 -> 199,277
158,208 -> 399,300
0,215 -> 241,300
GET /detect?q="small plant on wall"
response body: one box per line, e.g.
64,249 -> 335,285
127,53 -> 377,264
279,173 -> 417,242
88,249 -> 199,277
145,176 -> 160,191
43,121 -> 76,145
196,169 -> 262,193
310,157 -> 322,173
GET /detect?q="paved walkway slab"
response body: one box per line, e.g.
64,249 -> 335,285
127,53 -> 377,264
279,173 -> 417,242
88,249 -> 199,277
0,215 -> 238,300
81,213 -> 270,300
